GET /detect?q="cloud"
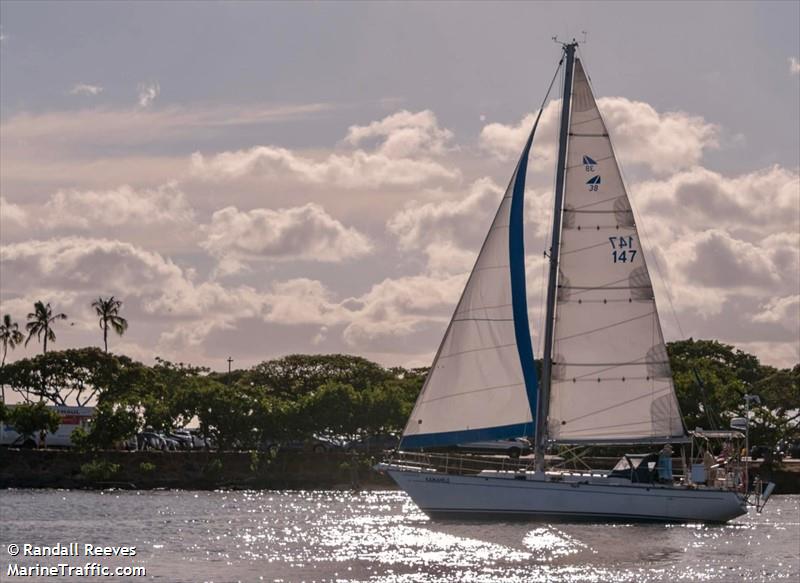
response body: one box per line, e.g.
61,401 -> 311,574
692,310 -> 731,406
137,81 -> 160,108
624,165 -> 799,345
388,178 -> 502,252
1,103 -> 335,194
0,236 -> 460,359
790,57 -> 800,75
386,177 -> 552,274
69,83 -> 103,96
753,295 -> 800,330
681,230 -> 783,290
0,236 -> 268,341
264,278 -> 344,326
190,146 -> 458,188
0,196 -> 28,231
341,273 -> 466,346
41,183 -> 195,231
190,110 -> 460,188
635,165 -> 800,234
344,109 -> 454,157
1,91 -> 797,370
480,97 -> 718,175
1,103 -> 332,151
201,203 -> 373,274
0,238 -> 188,299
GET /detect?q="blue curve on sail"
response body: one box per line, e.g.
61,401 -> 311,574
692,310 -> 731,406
508,131 -> 539,437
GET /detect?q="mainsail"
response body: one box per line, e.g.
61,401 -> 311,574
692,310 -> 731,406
547,58 -> 685,443
400,133 -> 539,449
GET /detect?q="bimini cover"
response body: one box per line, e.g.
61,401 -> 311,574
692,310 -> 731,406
400,132 -> 539,449
608,453 -> 660,483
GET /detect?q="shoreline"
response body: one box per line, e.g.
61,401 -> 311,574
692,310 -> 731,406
1,449 -> 797,493
0,449 -> 395,491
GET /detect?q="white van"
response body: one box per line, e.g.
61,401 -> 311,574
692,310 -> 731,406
0,405 -> 94,448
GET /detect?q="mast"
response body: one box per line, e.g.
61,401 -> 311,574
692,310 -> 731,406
534,41 -> 577,472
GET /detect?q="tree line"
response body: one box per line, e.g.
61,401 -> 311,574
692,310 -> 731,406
0,299 -> 797,451
0,350 -> 424,451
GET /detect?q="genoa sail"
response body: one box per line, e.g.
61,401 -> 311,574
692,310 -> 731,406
547,58 -> 685,443
400,132 -> 539,449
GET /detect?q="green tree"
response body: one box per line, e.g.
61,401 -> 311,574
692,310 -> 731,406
72,403 -> 139,450
750,365 -> 800,443
194,379 -> 264,450
8,402 -> 61,446
135,358 -> 211,431
91,296 -> 128,353
668,338 -> 799,444
242,354 -> 393,398
1,314 -> 24,367
0,348 -> 144,406
360,379 -> 417,435
299,381 -> 363,439
25,301 -> 67,355
0,314 -> 24,403
253,395 -> 300,441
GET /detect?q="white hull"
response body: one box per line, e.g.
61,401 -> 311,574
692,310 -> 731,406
378,463 -> 747,523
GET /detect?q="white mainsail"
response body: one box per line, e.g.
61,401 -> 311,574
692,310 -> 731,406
400,134 -> 539,449
547,58 -> 684,443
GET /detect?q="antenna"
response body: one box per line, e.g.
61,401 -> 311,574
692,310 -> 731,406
552,35 -> 568,46
552,35 -> 582,48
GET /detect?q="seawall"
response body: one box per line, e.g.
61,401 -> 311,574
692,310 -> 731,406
1,449 -> 797,493
0,449 -> 394,490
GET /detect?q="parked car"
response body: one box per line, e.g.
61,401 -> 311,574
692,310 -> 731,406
167,430 -> 194,450
264,435 -> 344,454
160,434 -> 180,451
749,444 -> 779,461
137,432 -> 166,451
187,429 -> 211,450
122,435 -> 138,451
773,439 -> 800,460
455,437 -> 532,458
345,433 -> 400,453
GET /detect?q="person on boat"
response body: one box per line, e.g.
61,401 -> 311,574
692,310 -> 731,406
717,440 -> 733,463
657,444 -> 673,483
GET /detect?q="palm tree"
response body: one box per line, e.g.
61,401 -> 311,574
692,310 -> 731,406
25,301 -> 67,355
0,314 -> 24,403
0,314 -> 23,366
91,296 -> 128,353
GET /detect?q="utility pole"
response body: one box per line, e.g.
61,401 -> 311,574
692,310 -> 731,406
227,356 -> 233,374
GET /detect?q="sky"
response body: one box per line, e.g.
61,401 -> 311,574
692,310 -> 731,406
1,1 -> 798,375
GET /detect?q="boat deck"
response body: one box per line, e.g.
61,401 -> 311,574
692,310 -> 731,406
382,451 -> 746,493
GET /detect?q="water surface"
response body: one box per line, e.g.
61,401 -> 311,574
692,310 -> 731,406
1,490 -> 797,582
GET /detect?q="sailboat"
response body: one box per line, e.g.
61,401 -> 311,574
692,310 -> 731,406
376,42 -> 767,523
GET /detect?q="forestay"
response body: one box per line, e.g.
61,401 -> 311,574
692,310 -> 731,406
400,132 -> 539,449
547,58 -> 685,443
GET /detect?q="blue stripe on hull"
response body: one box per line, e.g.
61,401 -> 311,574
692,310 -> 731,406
400,423 -> 532,449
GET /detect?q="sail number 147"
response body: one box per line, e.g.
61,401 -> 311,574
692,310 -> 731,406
608,236 -> 637,263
